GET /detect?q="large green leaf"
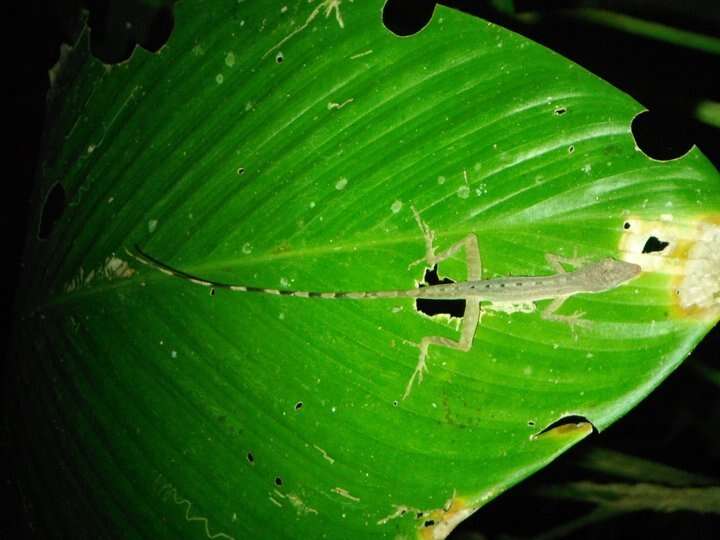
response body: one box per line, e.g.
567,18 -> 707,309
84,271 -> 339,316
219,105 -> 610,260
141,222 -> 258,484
10,1 -> 720,538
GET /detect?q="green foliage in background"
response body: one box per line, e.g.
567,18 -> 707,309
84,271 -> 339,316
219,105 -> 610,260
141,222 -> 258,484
8,1 -> 720,538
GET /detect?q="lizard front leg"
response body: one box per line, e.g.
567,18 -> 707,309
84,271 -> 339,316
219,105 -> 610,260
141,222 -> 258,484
409,206 -> 482,279
403,207 -> 484,399
545,251 -> 592,273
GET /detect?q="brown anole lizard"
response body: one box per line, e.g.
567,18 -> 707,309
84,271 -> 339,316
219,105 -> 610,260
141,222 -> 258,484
126,207 -> 641,399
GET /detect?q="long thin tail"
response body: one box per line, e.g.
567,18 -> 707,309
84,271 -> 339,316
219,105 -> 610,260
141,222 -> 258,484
125,245 -> 421,299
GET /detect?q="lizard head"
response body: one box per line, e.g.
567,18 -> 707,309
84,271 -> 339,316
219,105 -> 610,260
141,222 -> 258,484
588,258 -> 642,290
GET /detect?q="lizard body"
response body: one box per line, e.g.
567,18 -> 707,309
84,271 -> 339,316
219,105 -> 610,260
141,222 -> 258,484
127,247 -> 639,303
126,207 -> 641,399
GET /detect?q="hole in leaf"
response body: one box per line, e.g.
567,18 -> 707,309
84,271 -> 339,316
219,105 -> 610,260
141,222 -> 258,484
38,182 -> 66,240
631,109 -> 694,161
642,236 -> 669,254
424,520 -> 436,527
623,222 -> 631,230
86,0 -> 176,64
294,401 -> 303,411
553,106 -> 567,116
415,265 -> 465,318
382,0 -> 436,36
567,145 -> 575,154
534,415 -> 596,438
236,167 -> 245,176
247,451 -> 255,464
275,51 -> 284,64
142,5 -> 174,53
274,476 -> 283,486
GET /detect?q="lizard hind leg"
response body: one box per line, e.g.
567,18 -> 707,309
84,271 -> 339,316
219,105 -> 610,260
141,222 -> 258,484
541,295 -> 590,341
403,300 -> 482,399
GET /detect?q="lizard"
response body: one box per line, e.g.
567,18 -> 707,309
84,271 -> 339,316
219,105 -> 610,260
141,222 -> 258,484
125,207 -> 642,400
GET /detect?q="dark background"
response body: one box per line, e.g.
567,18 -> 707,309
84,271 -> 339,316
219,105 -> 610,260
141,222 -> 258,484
4,0 -> 719,538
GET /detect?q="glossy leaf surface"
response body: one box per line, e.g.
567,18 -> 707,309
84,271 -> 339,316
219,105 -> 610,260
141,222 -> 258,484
10,1 -> 720,538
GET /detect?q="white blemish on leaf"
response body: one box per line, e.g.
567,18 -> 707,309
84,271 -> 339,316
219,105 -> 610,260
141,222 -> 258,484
331,487 -> 359,502
391,200 -> 403,214
192,44 -> 205,56
620,216 -> 720,317
429,504 -> 479,539
327,98 -> 353,110
215,73 -> 224,84
242,242 -> 253,254
485,301 -> 535,315
262,0 -> 345,59
474,183 -> 487,196
269,496 -> 283,508
335,177 -> 348,190
286,493 -> 318,515
309,201 -> 316,208
65,254 -> 136,293
437,175 -> 446,185
457,185 -> 470,199
377,505 -> 419,525
148,219 -> 158,233
225,51 -> 236,67
105,256 -> 135,279
280,277 -> 290,288
171,350 -> 177,359
382,490 -> 481,539
349,49 -> 373,60
678,221 -> 720,314
155,475 -> 236,540
313,444 -> 335,464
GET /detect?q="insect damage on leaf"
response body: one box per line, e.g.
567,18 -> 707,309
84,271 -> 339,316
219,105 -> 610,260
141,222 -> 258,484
620,214 -> 720,319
